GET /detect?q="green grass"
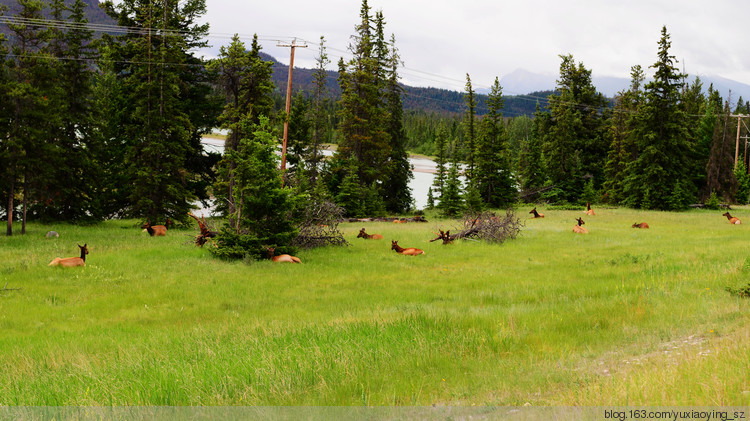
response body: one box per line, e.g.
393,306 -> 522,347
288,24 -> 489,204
0,207 -> 748,406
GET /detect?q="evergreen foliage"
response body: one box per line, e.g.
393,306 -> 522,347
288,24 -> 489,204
622,27 -> 694,210
474,77 -> 517,208
210,116 -> 300,260
542,54 -> 608,203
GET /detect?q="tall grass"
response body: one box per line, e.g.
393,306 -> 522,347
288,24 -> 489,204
0,208 -> 748,406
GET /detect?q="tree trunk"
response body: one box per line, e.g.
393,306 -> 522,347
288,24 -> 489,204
21,176 -> 28,235
6,178 -> 13,236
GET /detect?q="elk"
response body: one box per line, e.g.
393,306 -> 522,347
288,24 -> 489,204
141,221 -> 167,236
573,217 -> 589,234
722,212 -> 741,225
529,207 -> 544,218
48,244 -> 88,267
391,240 -> 425,255
266,247 -> 301,263
585,202 -> 595,216
429,229 -> 453,245
357,228 -> 383,240
632,222 -> 650,229
393,218 -> 407,224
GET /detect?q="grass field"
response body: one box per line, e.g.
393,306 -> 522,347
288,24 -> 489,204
0,206 -> 748,406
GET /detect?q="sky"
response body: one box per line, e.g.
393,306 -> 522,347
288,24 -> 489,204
195,0 -> 749,94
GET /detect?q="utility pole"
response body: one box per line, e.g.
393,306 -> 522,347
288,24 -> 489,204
733,114 -> 749,169
277,38 -> 307,172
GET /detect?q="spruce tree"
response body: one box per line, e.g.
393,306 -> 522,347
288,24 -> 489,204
602,65 -> 644,204
206,33 -> 274,221
518,103 -> 547,196
211,116 -> 300,260
475,77 -> 516,207
306,36 -> 331,188
335,0 -> 390,189
431,124 -> 449,201
102,0 -> 212,223
4,0 -> 53,234
41,0 -> 98,221
543,54 -> 607,203
382,34 -> 413,213
623,27 -> 694,210
439,145 -> 464,218
462,73 -> 477,181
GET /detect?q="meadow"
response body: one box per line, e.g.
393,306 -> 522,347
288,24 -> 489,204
0,206 -> 748,406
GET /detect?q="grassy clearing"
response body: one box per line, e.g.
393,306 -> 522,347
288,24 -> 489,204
0,207 -> 748,406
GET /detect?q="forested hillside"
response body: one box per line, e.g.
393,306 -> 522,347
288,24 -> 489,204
264,52 -> 554,117
0,0 -> 113,34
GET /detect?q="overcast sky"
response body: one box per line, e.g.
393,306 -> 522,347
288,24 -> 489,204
196,0 -> 749,93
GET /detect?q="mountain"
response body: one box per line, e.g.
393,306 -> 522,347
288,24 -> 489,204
263,53 -> 552,117
0,0 -> 114,32
496,68 -> 750,103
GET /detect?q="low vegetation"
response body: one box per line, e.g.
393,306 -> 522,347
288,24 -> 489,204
0,207 -> 748,406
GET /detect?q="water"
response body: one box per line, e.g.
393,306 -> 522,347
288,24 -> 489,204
200,137 -> 438,211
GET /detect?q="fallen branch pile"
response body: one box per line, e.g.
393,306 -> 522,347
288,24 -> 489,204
188,212 -> 218,246
291,198 -> 349,249
431,210 -> 523,245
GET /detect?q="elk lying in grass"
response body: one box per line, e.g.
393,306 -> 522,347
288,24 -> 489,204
632,222 -> 650,229
393,218 -> 407,224
573,217 -> 589,234
266,247 -> 301,263
141,221 -> 167,236
529,207 -> 544,218
585,202 -> 595,216
357,228 -> 383,239
722,212 -> 741,225
391,240 -> 425,255
48,244 -> 88,267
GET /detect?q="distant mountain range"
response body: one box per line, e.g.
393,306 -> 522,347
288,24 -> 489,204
493,68 -> 750,104
3,0 -> 746,115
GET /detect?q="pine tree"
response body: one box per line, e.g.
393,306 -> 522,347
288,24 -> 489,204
41,0 -> 98,221
602,65 -> 644,204
306,36 -> 331,188
462,73 -> 477,181
335,0 -> 390,189
102,0 -> 212,223
518,103 -> 547,195
382,34 -> 413,213
431,124 -> 449,201
3,0 -> 53,235
439,145 -> 464,218
207,34 -> 275,220
211,116 -> 300,260
623,27 -> 694,210
474,77 -> 516,207
543,54 -> 607,203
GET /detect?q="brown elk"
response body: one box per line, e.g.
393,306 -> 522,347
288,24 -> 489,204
357,228 -> 383,240
573,217 -> 589,234
266,247 -> 301,263
141,221 -> 167,236
632,222 -> 650,229
48,244 -> 89,267
585,202 -> 595,216
722,212 -> 741,225
393,218 -> 407,224
391,240 -> 425,255
529,207 -> 544,218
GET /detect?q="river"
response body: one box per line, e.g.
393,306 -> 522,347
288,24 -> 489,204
200,137 -> 438,211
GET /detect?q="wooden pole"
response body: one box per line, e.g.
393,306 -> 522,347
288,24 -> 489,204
277,39 -> 307,172
736,115 -> 742,169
